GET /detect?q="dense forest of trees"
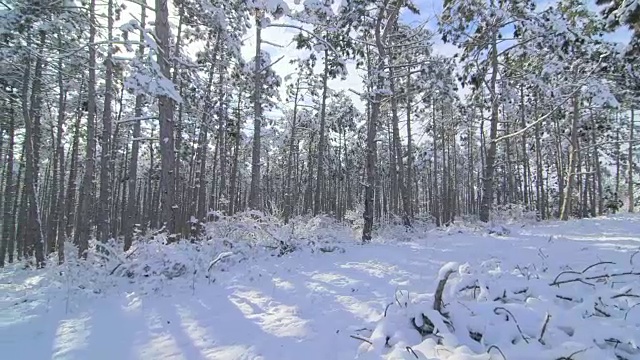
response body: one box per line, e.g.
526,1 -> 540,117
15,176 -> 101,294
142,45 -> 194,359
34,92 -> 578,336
0,0 -> 639,267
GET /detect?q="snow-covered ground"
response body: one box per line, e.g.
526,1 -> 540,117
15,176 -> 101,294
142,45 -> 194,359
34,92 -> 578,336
2,215 -> 640,360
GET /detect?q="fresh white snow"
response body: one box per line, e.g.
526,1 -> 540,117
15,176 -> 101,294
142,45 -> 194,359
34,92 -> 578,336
2,215 -> 640,359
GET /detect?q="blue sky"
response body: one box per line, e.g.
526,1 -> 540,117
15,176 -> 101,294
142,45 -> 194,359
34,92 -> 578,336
244,0 -> 633,117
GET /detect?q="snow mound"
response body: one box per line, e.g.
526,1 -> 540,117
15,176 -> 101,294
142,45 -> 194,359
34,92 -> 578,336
356,260 -> 640,360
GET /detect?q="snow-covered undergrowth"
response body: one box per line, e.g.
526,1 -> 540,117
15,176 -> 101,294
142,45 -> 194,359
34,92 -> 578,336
2,214 -> 640,359
8,212 -> 360,293
356,242 -> 640,359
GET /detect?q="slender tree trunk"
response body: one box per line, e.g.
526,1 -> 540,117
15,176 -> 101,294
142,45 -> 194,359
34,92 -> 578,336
284,80 -> 300,223
592,111 -> 603,215
479,28 -> 499,223
228,90 -> 242,215
51,36 -> 66,262
97,0 -> 115,243
363,92 -> 380,241
520,85 -> 530,209
0,101 -> 16,267
389,69 -> 410,227
364,1 -> 400,241
314,50 -> 330,216
74,0 -> 98,257
217,51 -> 228,213
405,74 -> 414,218
65,105 -> 82,239
615,120 -> 621,199
197,37 -> 218,222
560,95 -> 580,221
124,4 -> 146,252
156,0 -> 177,238
19,33 -> 44,266
534,100 -> 544,219
249,14 -> 263,210
629,108 -> 635,212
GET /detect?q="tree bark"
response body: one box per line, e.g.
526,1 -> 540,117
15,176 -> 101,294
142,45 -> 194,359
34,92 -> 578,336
249,14 -> 264,210
479,28 -> 499,223
629,108 -> 635,212
314,50 -> 330,216
124,2 -> 146,252
156,0 -> 177,238
560,95 -> 580,221
97,0 -> 115,243
74,0 -> 98,258
0,100 -> 16,267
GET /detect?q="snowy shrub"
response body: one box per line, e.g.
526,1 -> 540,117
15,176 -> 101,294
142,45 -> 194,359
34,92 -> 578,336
286,214 -> 354,252
203,211 -> 356,255
4,213 -> 361,306
346,205 -> 365,232
376,218 -> 436,242
356,260 -> 640,360
491,204 -> 539,225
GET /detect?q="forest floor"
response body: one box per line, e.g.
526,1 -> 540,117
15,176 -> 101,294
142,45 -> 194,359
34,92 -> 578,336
1,215 -> 640,359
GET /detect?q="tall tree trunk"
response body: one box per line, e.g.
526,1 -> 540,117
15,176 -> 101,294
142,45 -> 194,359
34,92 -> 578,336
629,108 -> 635,213
228,89 -> 242,215
534,99 -> 545,219
560,95 -> 580,221
172,8 -> 185,234
50,36 -> 66,262
363,0 -> 400,241
314,50 -> 329,216
615,120 -> 621,200
520,85 -> 530,209
248,14 -> 263,210
389,69 -> 410,227
65,104 -> 82,239
217,51 -> 228,212
97,0 -> 114,243
197,36 -> 218,222
591,110 -> 603,215
479,28 -> 499,223
20,34 -> 45,266
432,102 -> 441,225
0,101 -> 16,267
405,73 -> 414,218
74,0 -> 98,258
284,80 -> 300,223
124,5 -> 146,251
156,0 -> 177,238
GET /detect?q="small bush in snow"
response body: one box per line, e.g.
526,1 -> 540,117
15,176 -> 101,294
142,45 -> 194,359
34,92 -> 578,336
356,260 -> 640,360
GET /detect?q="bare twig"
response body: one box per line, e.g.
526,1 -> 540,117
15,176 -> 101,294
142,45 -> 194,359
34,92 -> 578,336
406,346 -> 419,359
207,252 -> 233,273
624,303 -> 640,320
259,55 -> 285,73
582,261 -> 616,273
550,261 -> 617,286
594,306 -> 611,317
487,345 -> 507,360
350,334 -> 373,345
539,313 -> 551,345
551,270 -> 640,286
631,250 -> 639,266
108,247 -> 139,275
384,302 -> 393,317
434,268 -> 456,316
494,307 -> 530,344
611,288 -> 640,299
556,294 -> 577,302
556,348 -> 588,360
